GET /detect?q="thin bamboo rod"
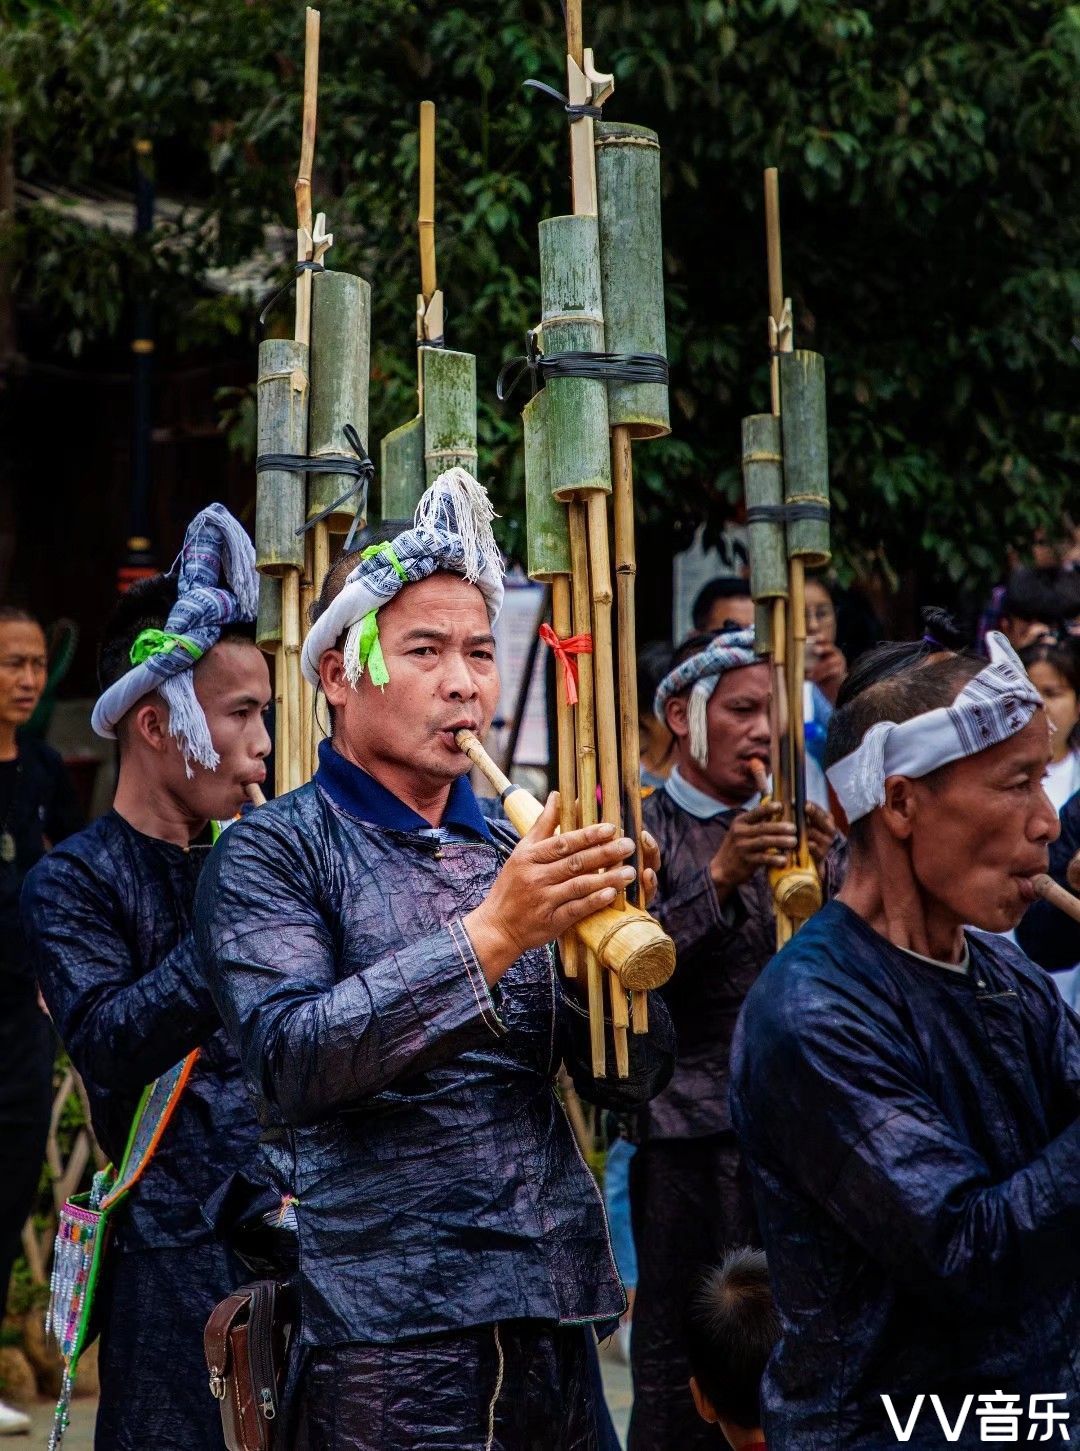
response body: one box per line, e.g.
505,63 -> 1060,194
310,522 -> 331,773
300,534 -> 315,782
552,574 -> 582,982
612,425 -> 649,1035
294,7 -> 320,351
274,644 -> 289,797
281,571 -> 303,794
418,101 -> 437,306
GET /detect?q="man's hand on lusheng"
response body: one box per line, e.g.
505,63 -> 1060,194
806,802 -> 837,870
464,792 -> 638,985
709,801 -> 798,900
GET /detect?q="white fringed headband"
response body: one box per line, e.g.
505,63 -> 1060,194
653,628 -> 759,767
301,467 -> 504,688
90,503 -> 259,774
825,631 -> 1044,824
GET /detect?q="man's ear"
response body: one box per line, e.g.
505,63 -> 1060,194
666,694 -> 689,741
689,1376 -> 718,1425
319,649 -> 350,710
879,774 -> 917,841
128,697 -> 172,754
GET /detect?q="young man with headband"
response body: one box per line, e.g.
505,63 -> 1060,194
731,619 -> 1080,1448
631,628 -> 836,1451
197,469 -> 676,1449
22,504 -> 271,1450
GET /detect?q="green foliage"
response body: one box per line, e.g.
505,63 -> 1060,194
5,0 -> 1079,592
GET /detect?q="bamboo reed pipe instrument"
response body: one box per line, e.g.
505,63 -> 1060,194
456,731 -> 675,991
381,102 -> 477,522
1033,873 -> 1080,925
742,168 -> 831,947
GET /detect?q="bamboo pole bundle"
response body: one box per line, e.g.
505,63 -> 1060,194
741,169 -> 831,946
381,103 -> 477,521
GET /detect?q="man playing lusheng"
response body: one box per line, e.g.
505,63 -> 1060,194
731,616 -> 1080,1450
631,628 -> 836,1451
23,505 -> 270,1450
197,470 -> 676,1451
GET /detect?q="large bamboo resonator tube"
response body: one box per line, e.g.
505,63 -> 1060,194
455,730 -> 675,992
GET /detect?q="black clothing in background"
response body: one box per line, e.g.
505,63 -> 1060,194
0,737 -> 80,1321
1016,786 -> 1080,971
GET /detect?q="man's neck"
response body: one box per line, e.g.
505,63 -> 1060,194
0,720 -> 18,762
331,737 -> 452,828
113,764 -> 206,848
673,754 -> 747,810
838,853 -> 966,963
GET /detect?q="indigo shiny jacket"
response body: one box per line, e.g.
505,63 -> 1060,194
22,811 -> 260,1252
196,742 -> 676,1348
1016,785 -> 1080,971
731,900 -> 1080,1450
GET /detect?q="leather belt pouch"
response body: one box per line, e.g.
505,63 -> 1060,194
205,1280 -> 291,1451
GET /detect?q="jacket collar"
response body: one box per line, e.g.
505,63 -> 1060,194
664,766 -> 760,821
315,739 -> 493,843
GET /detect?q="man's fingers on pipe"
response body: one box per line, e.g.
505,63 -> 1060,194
552,864 -> 636,906
532,820 -> 617,862
556,884 -> 620,931
523,792 -> 561,843
551,839 -> 635,881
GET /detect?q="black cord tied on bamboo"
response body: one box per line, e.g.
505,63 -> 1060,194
523,78 -> 603,121
258,260 -> 327,329
497,328 -> 670,402
418,335 -> 446,350
257,423 -> 374,550
745,502 -> 831,525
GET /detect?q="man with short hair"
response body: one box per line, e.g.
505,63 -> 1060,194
731,627 -> 1080,1449
0,606 -> 81,1438
629,629 -> 836,1451
23,505 -> 270,1450
691,576 -> 754,635
197,470 -> 676,1450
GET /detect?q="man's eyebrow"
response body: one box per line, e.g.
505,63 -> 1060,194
397,628 -> 496,647
224,694 -> 264,710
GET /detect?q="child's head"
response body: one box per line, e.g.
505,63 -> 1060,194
685,1247 -> 779,1446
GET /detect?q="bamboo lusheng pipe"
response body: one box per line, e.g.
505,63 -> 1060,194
455,730 -> 675,992
1033,873 -> 1080,925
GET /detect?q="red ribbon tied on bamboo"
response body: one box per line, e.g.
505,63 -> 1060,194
539,624 -> 593,707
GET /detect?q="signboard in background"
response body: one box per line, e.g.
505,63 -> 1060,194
671,522 -> 749,644
491,578 -> 549,770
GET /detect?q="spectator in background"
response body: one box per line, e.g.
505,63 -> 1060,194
803,574 -> 847,705
691,577 -> 754,635
1020,635 -> 1080,812
998,566 -> 1080,650
685,1248 -> 778,1451
0,606 -> 82,1438
638,640 -> 675,788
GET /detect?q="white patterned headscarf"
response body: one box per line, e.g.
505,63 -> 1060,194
91,503 -> 259,774
301,467 -> 504,688
826,631 -> 1044,824
653,628 -> 759,767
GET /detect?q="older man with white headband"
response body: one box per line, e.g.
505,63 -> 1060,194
731,614 -> 1080,1450
197,469 -> 675,1450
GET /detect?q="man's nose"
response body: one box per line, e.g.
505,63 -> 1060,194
441,652 -> 480,699
749,709 -> 772,743
255,714 -> 272,760
1031,784 -> 1061,845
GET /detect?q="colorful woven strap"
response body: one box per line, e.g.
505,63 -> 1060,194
539,623 -> 593,707
129,628 -> 205,667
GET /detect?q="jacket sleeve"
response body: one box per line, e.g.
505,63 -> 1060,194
734,968 -> 1080,1312
22,853 -> 216,1091
559,980 -> 676,1111
1016,792 -> 1080,971
196,817 -> 507,1128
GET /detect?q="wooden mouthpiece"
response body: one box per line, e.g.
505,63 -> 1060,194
455,729 -> 676,990
749,759 -> 770,799
1033,873 -> 1080,925
246,781 -> 268,808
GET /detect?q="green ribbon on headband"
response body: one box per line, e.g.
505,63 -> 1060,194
129,629 -> 205,667
360,541 -> 409,581
356,611 -> 390,687
349,542 -> 409,688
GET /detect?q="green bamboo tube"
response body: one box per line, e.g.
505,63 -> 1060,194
423,346 -> 477,483
753,601 -> 772,657
308,271 -> 371,525
380,415 -> 425,521
538,214 -> 611,500
742,413 -> 788,603
779,350 -> 831,566
594,122 -> 669,440
256,574 -> 281,654
523,391 -> 570,581
256,338 -> 308,574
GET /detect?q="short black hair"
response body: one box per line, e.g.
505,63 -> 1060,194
692,576 -> 750,632
0,606 -> 39,627
685,1247 -> 779,1430
1003,567 -> 1080,629
823,609 -> 984,843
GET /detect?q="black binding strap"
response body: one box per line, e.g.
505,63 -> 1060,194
523,78 -> 602,121
745,502 -> 831,525
258,260 -> 327,328
256,423 -> 375,551
497,330 -> 669,402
